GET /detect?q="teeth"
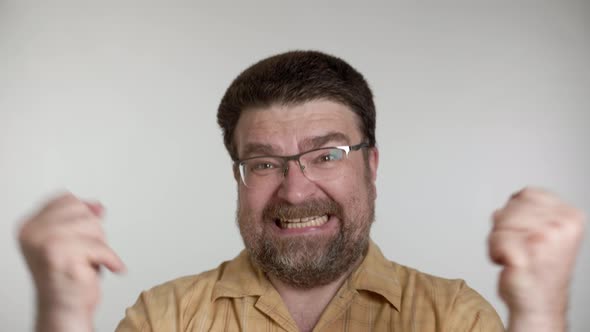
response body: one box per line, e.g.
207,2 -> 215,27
279,215 -> 329,229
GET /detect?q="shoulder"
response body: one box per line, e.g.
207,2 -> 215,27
393,262 -> 504,331
115,260 -> 233,332
394,262 -> 478,302
355,241 -> 504,331
141,263 -> 227,305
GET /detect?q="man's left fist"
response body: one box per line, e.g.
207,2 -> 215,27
488,187 -> 585,330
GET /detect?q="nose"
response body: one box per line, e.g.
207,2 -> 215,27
275,160 -> 317,204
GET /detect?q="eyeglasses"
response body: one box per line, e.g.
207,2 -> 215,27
235,142 -> 369,188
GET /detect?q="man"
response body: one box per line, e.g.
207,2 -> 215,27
18,51 -> 585,331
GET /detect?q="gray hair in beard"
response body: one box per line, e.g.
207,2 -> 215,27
238,197 -> 374,289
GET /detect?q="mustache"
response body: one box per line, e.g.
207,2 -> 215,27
263,199 -> 343,220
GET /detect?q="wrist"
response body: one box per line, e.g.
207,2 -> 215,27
36,307 -> 93,332
508,313 -> 567,332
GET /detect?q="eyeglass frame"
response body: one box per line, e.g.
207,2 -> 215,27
233,142 -> 370,187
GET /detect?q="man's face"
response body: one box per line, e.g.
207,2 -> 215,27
233,100 -> 379,288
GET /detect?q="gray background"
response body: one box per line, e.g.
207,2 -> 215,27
1,1 -> 589,331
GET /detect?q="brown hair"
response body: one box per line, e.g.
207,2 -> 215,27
217,50 -> 376,160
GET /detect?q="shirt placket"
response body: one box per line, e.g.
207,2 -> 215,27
254,290 -> 300,332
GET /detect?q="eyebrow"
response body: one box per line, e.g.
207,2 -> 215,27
240,143 -> 279,159
300,132 -> 351,150
239,132 -> 352,160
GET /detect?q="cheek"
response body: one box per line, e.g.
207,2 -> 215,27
337,167 -> 367,194
238,186 -> 273,216
323,171 -> 374,214
318,177 -> 362,208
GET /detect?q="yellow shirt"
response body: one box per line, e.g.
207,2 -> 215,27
116,241 -> 504,331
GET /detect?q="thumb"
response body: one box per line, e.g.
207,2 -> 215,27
84,201 -> 105,218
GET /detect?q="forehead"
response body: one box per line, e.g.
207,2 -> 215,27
234,100 -> 363,156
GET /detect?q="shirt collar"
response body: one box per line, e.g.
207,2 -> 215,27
347,239 -> 402,310
211,249 -> 270,301
212,239 -> 402,311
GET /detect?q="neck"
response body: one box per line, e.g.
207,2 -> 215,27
268,256 -> 364,332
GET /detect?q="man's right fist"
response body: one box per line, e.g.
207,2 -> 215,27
18,193 -> 126,332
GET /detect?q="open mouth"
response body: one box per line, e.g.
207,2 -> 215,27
276,215 -> 330,229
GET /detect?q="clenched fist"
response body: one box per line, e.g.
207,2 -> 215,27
18,193 -> 126,332
489,187 -> 586,332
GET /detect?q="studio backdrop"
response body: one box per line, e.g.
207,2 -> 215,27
1,1 -> 588,331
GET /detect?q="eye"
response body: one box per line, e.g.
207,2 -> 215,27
252,162 -> 276,170
248,159 -> 281,173
319,154 -> 336,162
316,149 -> 343,163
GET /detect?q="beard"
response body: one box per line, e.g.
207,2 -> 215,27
237,185 -> 375,289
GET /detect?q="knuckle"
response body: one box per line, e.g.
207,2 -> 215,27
96,229 -> 107,242
492,209 -> 510,227
16,219 -> 32,243
53,192 -> 82,209
516,186 -> 554,203
56,191 -> 76,201
49,193 -> 73,207
518,186 -> 538,200
543,226 -> 560,242
486,231 -> 494,244
77,216 -> 106,238
88,225 -> 107,242
530,229 -> 553,245
17,218 -> 48,249
487,233 -> 506,252
561,219 -> 583,238
492,209 -> 503,221
487,236 -> 499,252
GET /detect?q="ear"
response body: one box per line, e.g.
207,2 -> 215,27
232,163 -> 240,183
367,146 -> 379,199
368,146 -> 379,183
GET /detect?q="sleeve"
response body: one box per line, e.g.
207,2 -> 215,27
446,281 -> 506,332
115,294 -> 153,332
114,284 -> 185,332
114,274 -> 208,332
